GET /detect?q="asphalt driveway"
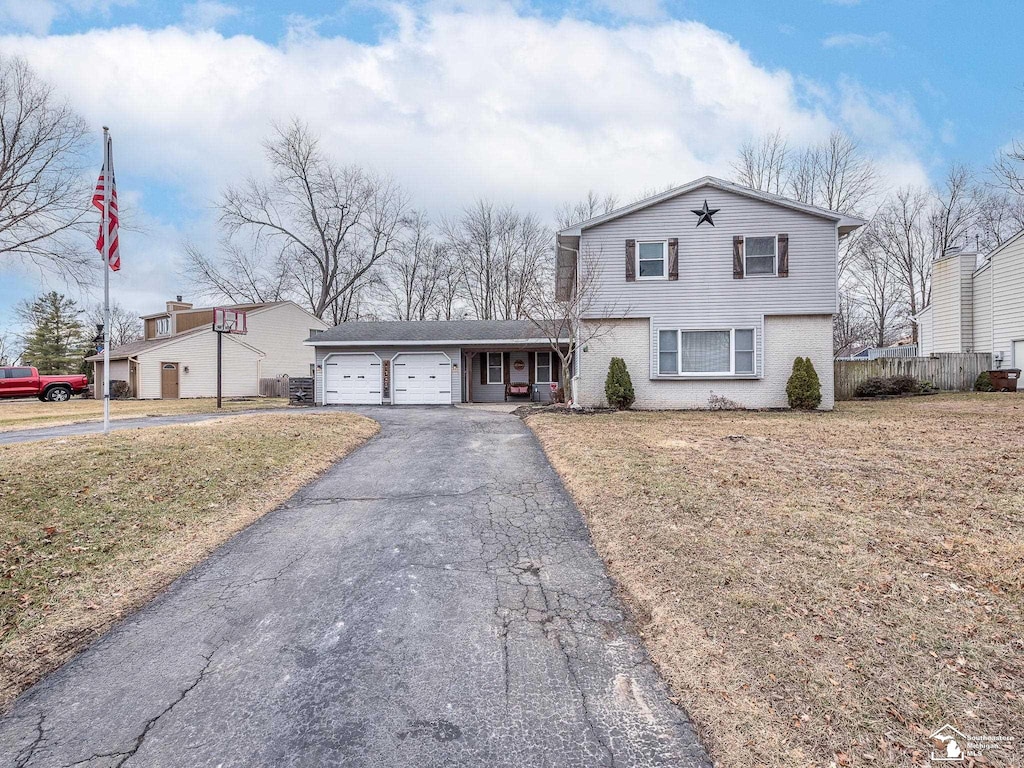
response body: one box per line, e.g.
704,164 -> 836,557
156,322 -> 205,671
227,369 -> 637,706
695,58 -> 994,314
0,407 -> 709,767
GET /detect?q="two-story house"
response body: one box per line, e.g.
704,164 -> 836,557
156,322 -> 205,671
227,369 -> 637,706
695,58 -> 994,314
557,177 -> 864,409
87,298 -> 328,399
304,178 -> 862,409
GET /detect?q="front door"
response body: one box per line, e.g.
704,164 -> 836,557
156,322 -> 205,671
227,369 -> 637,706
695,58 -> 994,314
161,362 -> 179,399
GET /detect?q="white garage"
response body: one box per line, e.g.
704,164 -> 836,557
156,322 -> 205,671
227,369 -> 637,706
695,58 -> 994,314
392,352 -> 452,405
322,353 -> 382,404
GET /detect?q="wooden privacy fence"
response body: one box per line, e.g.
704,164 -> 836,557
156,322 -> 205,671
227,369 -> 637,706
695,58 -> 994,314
259,375 -> 289,398
834,353 -> 992,400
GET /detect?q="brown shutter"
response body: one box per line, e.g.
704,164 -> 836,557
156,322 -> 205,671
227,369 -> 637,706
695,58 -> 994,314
503,352 -> 511,386
777,234 -> 789,277
668,238 -> 679,281
480,353 -> 488,386
528,352 -> 535,385
625,239 -> 636,282
733,236 -> 744,279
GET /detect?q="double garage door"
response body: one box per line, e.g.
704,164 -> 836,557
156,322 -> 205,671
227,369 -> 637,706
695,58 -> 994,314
323,352 -> 452,405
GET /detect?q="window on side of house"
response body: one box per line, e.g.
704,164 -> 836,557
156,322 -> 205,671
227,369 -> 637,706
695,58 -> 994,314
487,352 -> 503,384
744,236 -> 776,276
637,241 -> 667,279
535,351 -> 552,383
657,328 -> 757,375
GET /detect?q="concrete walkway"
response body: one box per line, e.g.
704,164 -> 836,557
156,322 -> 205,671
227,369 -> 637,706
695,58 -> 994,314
0,406 -> 709,767
0,409 -> 291,446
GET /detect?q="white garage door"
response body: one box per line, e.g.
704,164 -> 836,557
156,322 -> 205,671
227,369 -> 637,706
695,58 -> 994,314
393,353 -> 452,405
323,354 -> 382,404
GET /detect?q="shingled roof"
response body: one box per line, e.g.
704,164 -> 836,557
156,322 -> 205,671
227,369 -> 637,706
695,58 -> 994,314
307,319 -> 567,344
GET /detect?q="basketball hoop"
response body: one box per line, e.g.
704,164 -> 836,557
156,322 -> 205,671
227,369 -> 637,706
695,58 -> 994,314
213,307 -> 247,334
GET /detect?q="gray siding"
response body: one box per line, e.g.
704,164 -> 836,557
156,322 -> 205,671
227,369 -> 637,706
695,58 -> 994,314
468,351 -> 557,403
314,346 -> 461,404
578,187 -> 839,379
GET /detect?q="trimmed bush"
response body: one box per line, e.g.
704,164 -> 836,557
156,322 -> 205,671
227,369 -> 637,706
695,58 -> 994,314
605,357 -> 635,410
889,375 -> 921,394
786,357 -> 822,410
855,375 -> 923,397
975,371 -> 994,392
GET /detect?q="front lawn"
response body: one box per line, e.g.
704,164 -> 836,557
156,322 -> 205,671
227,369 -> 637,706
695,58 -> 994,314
0,411 -> 378,708
0,397 -> 289,432
529,394 -> 1022,768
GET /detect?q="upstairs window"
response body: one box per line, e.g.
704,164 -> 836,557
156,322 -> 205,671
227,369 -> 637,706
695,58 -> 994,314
744,236 -> 777,276
637,241 -> 667,279
155,317 -> 171,336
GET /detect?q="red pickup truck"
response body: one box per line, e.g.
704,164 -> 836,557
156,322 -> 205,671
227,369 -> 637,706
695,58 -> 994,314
0,366 -> 90,402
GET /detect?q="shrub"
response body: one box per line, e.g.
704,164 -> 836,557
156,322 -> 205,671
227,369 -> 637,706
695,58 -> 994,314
975,371 -> 994,392
604,357 -> 635,410
786,357 -> 822,410
855,375 -> 923,397
889,375 -> 921,394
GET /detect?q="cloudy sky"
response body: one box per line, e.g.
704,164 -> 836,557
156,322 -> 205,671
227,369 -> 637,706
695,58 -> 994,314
0,0 -> 1021,329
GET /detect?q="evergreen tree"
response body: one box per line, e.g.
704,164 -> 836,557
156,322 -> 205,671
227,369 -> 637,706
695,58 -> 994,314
18,292 -> 90,374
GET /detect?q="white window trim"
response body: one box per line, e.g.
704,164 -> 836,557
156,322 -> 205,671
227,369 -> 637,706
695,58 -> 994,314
657,328 -> 758,377
486,352 -> 504,385
636,240 -> 668,281
155,317 -> 171,336
535,350 -> 553,383
742,235 -> 778,277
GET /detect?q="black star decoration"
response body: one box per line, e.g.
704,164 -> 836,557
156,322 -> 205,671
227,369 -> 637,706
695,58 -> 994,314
691,199 -> 720,227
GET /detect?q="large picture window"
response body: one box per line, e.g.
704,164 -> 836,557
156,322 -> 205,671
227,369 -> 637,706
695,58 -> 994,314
486,352 -> 503,384
637,241 -> 667,279
657,328 -> 756,376
744,236 -> 777,276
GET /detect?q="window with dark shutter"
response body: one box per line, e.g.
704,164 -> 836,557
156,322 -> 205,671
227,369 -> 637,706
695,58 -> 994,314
732,236 -> 744,279
625,239 -> 636,282
778,234 -> 790,277
668,238 -> 679,281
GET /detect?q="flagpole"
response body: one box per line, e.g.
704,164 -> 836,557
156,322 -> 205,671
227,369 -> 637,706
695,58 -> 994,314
102,127 -> 111,435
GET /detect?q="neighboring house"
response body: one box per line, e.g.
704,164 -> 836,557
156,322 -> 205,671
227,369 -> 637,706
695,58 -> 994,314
916,233 -> 1024,369
306,320 -> 569,405
86,298 -> 328,399
556,176 -> 864,409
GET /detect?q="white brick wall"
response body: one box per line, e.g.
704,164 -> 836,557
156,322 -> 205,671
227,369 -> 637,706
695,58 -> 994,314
577,315 -> 835,410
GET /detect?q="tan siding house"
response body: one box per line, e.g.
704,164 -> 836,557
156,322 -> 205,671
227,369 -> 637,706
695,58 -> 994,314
89,300 -> 327,399
917,231 -> 1024,368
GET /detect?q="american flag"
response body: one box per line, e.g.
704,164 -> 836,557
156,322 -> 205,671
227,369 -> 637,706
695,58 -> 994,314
92,133 -> 120,271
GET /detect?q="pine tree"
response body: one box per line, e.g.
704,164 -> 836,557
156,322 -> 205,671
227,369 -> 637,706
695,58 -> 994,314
604,357 -> 635,409
18,292 -> 90,374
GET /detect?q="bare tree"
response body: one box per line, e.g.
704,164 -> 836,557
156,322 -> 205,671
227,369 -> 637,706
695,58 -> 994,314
731,129 -> 789,194
850,235 -> 903,348
184,239 -> 292,305
811,131 -> 878,215
0,56 -> 92,282
0,330 -> 17,365
554,191 -> 618,230
869,187 -> 932,336
833,289 -> 870,358
975,189 -> 1024,250
384,210 -> 447,320
442,200 -> 549,320
215,119 -> 408,320
930,163 -> 980,258
991,139 -> 1024,197
87,300 -> 142,347
525,247 -> 621,403
432,243 -> 463,321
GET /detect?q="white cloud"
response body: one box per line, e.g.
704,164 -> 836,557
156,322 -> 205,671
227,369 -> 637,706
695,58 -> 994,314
0,4 -> 932,311
182,1 -> 240,31
822,31 -> 891,50
0,0 -> 59,35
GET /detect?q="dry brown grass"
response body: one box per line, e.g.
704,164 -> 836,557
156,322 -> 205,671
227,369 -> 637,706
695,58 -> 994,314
0,411 -> 378,708
529,394 -> 1023,768
0,397 -> 289,432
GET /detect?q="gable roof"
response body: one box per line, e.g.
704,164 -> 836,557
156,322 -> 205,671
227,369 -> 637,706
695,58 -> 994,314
86,321 -> 267,362
557,176 -> 866,237
307,319 -> 568,346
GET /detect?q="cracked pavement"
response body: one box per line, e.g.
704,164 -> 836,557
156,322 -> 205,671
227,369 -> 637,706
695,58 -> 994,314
0,406 -> 710,767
